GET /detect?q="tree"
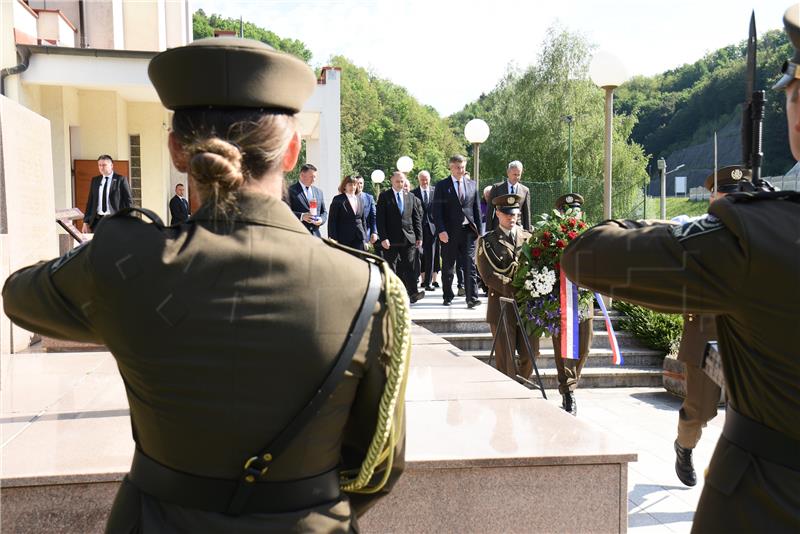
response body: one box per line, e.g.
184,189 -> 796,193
452,26 -> 648,221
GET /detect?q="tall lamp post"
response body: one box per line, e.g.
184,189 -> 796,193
562,115 -> 575,191
590,52 -> 627,219
371,169 -> 385,197
464,118 -> 490,189
656,159 -> 685,219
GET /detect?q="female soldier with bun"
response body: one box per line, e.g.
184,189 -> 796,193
2,37 -> 410,533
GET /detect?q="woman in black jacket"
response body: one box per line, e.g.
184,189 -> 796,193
328,175 -> 368,250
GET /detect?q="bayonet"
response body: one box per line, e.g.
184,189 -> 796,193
742,11 -> 766,188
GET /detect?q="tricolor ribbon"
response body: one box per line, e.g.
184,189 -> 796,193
594,293 -> 623,365
559,271 -> 580,360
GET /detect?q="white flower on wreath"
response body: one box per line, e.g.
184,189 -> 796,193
527,266 -> 556,298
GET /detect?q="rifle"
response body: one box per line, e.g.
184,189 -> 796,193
741,11 -> 773,192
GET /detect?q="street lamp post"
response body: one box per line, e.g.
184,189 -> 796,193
590,52 -> 627,220
656,159 -> 685,219
464,118 -> 490,189
370,169 -> 385,197
562,115 -> 575,192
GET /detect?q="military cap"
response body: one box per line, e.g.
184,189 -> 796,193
492,194 -> 522,214
774,5 -> 800,89
148,37 -> 316,113
555,193 -> 584,211
703,165 -> 752,193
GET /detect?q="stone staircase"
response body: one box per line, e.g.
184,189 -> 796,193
413,310 -> 664,389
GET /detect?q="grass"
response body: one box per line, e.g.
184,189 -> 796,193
644,196 -> 710,220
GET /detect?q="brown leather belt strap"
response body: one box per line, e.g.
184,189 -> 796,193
129,449 -> 340,514
723,406 -> 800,471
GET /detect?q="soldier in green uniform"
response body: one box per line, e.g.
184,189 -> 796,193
549,194 -> 594,416
673,167 -> 745,487
562,7 -> 800,528
2,37 -> 410,533
476,194 -> 534,380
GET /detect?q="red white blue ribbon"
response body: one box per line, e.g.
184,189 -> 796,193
594,293 -> 623,365
559,271 -> 580,360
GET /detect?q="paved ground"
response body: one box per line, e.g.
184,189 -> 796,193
540,387 -> 723,534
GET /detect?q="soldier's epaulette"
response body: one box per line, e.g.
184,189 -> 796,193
727,190 -> 800,203
107,207 -> 165,228
321,238 -> 388,266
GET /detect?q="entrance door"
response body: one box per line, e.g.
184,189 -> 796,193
74,159 -> 130,230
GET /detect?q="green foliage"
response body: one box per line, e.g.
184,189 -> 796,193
192,10 -> 312,62
615,29 -> 793,176
330,56 -> 463,193
449,26 -> 649,222
613,300 -> 682,356
644,197 -> 710,219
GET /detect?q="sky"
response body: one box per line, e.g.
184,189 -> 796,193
192,0 -> 791,116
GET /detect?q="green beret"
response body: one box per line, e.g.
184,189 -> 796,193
555,193 -> 584,211
774,5 -> 800,89
492,193 -> 521,214
704,165 -> 751,192
148,37 -> 317,113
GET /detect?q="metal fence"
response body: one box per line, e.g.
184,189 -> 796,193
525,177 -> 645,224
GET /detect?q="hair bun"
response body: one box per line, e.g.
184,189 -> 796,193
189,138 -> 244,190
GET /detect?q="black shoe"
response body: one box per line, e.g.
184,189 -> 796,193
424,285 -> 435,291
443,298 -> 452,306
467,298 -> 482,309
562,392 -> 577,416
410,290 -> 425,304
674,440 -> 697,487
457,287 -> 466,297
432,282 -> 440,288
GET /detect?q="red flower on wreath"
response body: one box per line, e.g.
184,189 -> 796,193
556,239 -> 566,248
568,218 -> 578,228
532,247 -> 543,258
578,221 -> 587,229
560,224 -> 568,232
567,231 -> 578,240
542,231 -> 552,240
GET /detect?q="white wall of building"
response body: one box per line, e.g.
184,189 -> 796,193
127,101 -> 170,221
40,86 -> 80,211
12,0 -> 38,42
164,0 -> 187,49
123,0 -> 164,51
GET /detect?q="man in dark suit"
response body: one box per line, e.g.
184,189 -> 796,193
487,160 -> 531,231
83,154 -> 133,232
377,172 -> 424,303
287,163 -> 327,236
355,175 -> 378,246
411,170 -> 438,291
432,154 -> 483,308
169,183 -> 191,224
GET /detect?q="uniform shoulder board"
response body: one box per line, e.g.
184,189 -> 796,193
321,238 -> 387,265
108,207 -> 165,228
727,190 -> 800,204
670,214 -> 724,242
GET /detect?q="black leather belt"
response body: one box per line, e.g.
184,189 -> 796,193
723,406 -> 800,471
128,449 -> 341,514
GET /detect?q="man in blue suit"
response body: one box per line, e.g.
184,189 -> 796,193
432,154 -> 483,308
287,163 -> 327,237
356,175 -> 378,247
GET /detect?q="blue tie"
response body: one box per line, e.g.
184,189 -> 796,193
396,191 -> 404,213
509,184 -> 515,195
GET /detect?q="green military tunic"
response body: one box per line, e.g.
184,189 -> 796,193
2,191 -> 405,533
562,191 -> 800,531
476,226 -> 534,379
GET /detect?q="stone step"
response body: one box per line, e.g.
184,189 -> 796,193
414,313 -> 625,334
517,365 -> 663,389
441,330 -> 643,352
462,347 -> 664,369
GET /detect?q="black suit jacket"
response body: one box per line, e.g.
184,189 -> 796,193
83,173 -> 133,223
169,195 -> 191,225
328,193 -> 368,245
411,186 -> 436,236
432,176 -> 483,237
287,182 -> 328,236
487,180 -> 531,231
377,189 -> 422,246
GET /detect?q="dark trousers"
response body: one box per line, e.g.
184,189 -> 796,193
384,244 -> 417,297
342,238 -> 365,251
441,226 -> 478,301
420,225 -> 439,286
